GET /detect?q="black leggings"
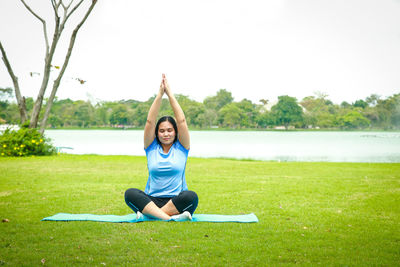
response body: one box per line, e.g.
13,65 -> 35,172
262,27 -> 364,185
124,188 -> 199,215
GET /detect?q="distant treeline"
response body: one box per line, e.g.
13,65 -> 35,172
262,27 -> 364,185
1,88 -> 399,130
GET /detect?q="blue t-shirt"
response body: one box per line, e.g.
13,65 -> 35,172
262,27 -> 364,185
144,139 -> 189,197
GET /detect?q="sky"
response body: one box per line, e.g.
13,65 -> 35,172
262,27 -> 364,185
1,0 -> 400,105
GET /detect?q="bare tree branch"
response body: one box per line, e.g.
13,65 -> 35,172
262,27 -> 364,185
61,5 -> 68,28
52,0 -> 62,17
40,0 -> 97,133
20,0 -> 45,22
0,41 -> 28,123
51,1 -> 58,17
51,0 -> 56,11
61,0 -> 74,10
66,0 -> 84,22
57,0 -> 81,36
66,0 -> 74,10
29,15 -> 62,128
20,0 -> 50,55
56,1 -> 62,10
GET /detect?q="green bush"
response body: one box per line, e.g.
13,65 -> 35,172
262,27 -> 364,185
0,126 -> 56,157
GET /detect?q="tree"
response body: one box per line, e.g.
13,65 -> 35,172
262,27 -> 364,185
197,109 -> 218,128
94,102 -> 111,126
175,95 -> 205,127
271,95 -> 303,129
366,94 -> 380,106
133,100 -> 152,127
353,99 -> 368,109
203,89 -> 233,111
300,95 -> 339,128
0,87 -> 13,123
219,103 -> 242,128
236,99 -> 258,128
73,100 -> 94,127
0,87 -> 13,101
376,94 -> 400,129
337,111 -> 370,129
340,101 -> 351,109
256,111 -> 273,128
0,0 -> 98,133
110,104 -> 129,125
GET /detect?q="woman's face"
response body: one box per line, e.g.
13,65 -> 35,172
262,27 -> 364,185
157,121 -> 176,146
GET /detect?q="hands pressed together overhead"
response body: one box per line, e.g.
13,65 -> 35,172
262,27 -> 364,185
159,74 -> 172,96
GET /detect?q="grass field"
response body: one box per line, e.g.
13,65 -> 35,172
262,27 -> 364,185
0,155 -> 399,266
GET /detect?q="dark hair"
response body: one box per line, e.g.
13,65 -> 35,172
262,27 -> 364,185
155,116 -> 178,145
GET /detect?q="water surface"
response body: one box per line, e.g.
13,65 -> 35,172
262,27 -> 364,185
46,130 -> 400,163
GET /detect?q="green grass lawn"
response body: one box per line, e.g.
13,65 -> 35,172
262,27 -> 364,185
0,155 -> 399,266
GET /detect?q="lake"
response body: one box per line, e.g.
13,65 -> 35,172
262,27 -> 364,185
45,130 -> 400,163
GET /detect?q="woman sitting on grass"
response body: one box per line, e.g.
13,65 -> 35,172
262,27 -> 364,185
124,74 -> 198,221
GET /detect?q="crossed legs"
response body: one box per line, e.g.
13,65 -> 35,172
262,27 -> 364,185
124,188 -> 198,220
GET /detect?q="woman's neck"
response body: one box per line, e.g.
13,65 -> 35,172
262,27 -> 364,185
162,143 -> 173,153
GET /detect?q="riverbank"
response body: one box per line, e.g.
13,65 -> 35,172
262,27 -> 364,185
1,155 -> 399,265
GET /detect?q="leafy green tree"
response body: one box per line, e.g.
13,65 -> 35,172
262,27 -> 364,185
375,94 -> 400,129
0,87 -> 21,124
363,106 -> 379,127
133,100 -> 152,127
93,102 -> 111,126
317,113 -> 336,128
44,98 -> 67,127
75,101 -> 95,127
219,103 -> 242,128
0,87 -> 13,101
197,109 -> 218,128
158,98 -> 174,117
301,95 -> 338,128
353,99 -> 368,109
365,94 -> 380,106
340,101 -> 351,109
47,115 -> 63,128
0,87 -> 13,123
337,111 -> 370,129
183,101 -> 205,127
256,111 -> 274,128
55,99 -> 74,127
204,89 -> 233,111
110,104 -> 129,125
271,95 -> 304,129
236,99 -> 258,127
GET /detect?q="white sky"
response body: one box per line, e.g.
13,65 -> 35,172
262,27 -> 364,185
1,0 -> 400,105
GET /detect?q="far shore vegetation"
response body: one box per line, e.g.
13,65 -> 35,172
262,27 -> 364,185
1,87 -> 399,130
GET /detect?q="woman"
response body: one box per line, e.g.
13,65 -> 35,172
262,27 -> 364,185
124,74 -> 198,221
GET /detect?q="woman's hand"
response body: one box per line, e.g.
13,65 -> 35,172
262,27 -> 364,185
158,78 -> 165,96
162,74 -> 172,97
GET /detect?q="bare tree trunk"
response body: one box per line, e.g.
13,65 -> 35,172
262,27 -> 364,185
0,41 -> 28,123
29,41 -> 58,128
29,13 -> 62,128
19,0 -> 55,128
40,1 -> 97,134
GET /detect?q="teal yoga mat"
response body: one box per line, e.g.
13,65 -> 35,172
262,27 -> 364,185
42,213 -> 258,223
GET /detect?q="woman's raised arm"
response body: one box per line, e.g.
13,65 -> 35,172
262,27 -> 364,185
163,74 -> 190,150
143,80 -> 164,149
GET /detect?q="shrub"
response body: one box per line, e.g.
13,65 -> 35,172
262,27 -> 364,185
0,126 -> 56,157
